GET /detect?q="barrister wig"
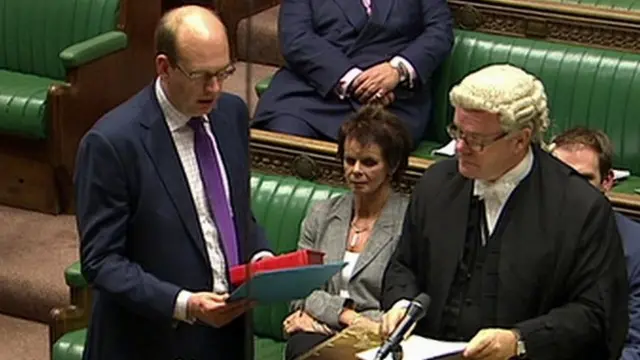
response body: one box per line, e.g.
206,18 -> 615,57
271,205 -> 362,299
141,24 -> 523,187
449,64 -> 550,144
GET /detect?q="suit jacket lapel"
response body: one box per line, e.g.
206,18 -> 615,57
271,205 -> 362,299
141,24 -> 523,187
138,86 -> 210,267
323,195 -> 353,266
371,0 -> 394,25
332,0 -> 368,32
350,193 -> 404,279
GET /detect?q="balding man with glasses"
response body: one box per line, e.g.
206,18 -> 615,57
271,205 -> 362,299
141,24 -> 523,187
380,64 -> 628,360
74,6 -> 272,360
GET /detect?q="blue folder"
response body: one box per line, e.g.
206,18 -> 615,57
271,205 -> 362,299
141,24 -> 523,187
228,262 -> 347,303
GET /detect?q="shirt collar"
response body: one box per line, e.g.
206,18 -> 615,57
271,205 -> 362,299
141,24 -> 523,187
154,78 -> 209,132
473,146 -> 534,200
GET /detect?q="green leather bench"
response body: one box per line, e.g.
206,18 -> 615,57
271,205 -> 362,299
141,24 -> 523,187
0,0 -> 124,139
255,29 -> 640,195
0,0 -> 159,214
52,172 -> 348,360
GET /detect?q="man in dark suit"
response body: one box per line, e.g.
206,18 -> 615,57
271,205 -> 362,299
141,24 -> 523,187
252,0 -> 453,146
551,127 -> 640,360
74,6 -> 272,360
380,64 -> 628,360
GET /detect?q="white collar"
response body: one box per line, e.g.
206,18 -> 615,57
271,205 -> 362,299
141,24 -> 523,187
473,147 -> 534,201
154,78 -> 210,131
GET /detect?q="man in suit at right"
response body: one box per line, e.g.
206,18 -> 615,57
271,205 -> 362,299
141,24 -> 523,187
551,127 -> 640,360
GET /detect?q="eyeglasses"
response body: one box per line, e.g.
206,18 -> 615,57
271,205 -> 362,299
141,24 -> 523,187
446,123 -> 510,152
174,62 -> 236,84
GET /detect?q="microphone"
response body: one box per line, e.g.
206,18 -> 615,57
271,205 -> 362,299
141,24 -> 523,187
375,293 -> 431,360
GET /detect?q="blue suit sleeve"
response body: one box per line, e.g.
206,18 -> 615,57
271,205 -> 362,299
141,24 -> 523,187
279,0 -> 355,98
398,0 -> 453,85
622,257 -> 640,360
75,130 -> 181,323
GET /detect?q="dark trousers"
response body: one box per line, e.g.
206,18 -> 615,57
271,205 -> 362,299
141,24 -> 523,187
285,332 -> 332,360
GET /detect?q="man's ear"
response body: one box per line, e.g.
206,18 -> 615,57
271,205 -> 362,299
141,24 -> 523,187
514,128 -> 532,153
602,169 -> 615,193
156,54 -> 171,79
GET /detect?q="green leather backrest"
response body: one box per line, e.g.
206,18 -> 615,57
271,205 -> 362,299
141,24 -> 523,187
0,0 -> 120,80
429,29 -> 640,174
535,0 -> 640,11
250,172 -> 348,340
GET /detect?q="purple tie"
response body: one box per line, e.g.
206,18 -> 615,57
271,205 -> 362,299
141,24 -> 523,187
188,117 -> 239,266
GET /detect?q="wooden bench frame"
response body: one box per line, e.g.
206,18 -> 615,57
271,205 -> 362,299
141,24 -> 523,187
249,130 -> 640,221
450,0 -> 640,54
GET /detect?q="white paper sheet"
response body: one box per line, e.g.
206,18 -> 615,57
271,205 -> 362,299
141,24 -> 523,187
613,169 -> 631,181
431,140 -> 456,157
356,335 -> 467,360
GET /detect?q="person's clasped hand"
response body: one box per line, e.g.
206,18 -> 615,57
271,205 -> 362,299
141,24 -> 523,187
462,328 -> 518,360
187,292 -> 254,328
283,310 -> 333,335
351,62 -> 400,104
369,91 -> 396,107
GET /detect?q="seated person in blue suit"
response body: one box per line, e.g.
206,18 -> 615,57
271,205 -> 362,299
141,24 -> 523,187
281,105 -> 413,360
551,127 -> 640,360
74,6 -> 272,360
252,0 -> 454,147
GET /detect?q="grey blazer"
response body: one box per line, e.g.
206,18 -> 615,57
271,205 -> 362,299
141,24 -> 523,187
291,192 -> 409,329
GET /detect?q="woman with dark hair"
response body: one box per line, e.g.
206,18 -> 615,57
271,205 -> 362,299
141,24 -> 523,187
282,105 -> 413,360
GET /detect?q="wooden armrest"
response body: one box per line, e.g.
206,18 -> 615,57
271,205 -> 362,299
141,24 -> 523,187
49,305 -> 90,350
69,286 -> 93,314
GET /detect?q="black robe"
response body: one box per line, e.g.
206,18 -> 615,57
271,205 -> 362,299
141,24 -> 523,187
382,145 -> 628,360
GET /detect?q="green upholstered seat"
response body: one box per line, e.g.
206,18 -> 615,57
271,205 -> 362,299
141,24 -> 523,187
535,0 -> 640,11
256,76 -> 273,98
52,329 -> 87,360
53,331 -> 284,360
52,329 -> 285,360
0,71 -> 63,139
0,0 -> 120,139
56,172 -> 347,360
254,334 -> 287,359
65,259 -> 87,288
250,174 -> 346,352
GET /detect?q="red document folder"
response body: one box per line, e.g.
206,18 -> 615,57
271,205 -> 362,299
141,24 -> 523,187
230,249 -> 325,287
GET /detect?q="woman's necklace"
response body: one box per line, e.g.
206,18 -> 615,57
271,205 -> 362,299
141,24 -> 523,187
349,219 -> 372,248
348,203 -> 385,249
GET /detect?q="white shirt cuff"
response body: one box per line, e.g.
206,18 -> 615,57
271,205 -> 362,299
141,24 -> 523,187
173,290 -> 195,323
390,56 -> 416,88
337,68 -> 363,99
392,299 -> 412,310
251,250 -> 275,263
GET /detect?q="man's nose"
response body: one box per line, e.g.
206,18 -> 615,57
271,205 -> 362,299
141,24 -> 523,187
455,138 -> 469,154
204,76 -> 221,93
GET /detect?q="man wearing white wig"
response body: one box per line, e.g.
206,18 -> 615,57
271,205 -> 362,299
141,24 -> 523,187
380,64 -> 628,360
